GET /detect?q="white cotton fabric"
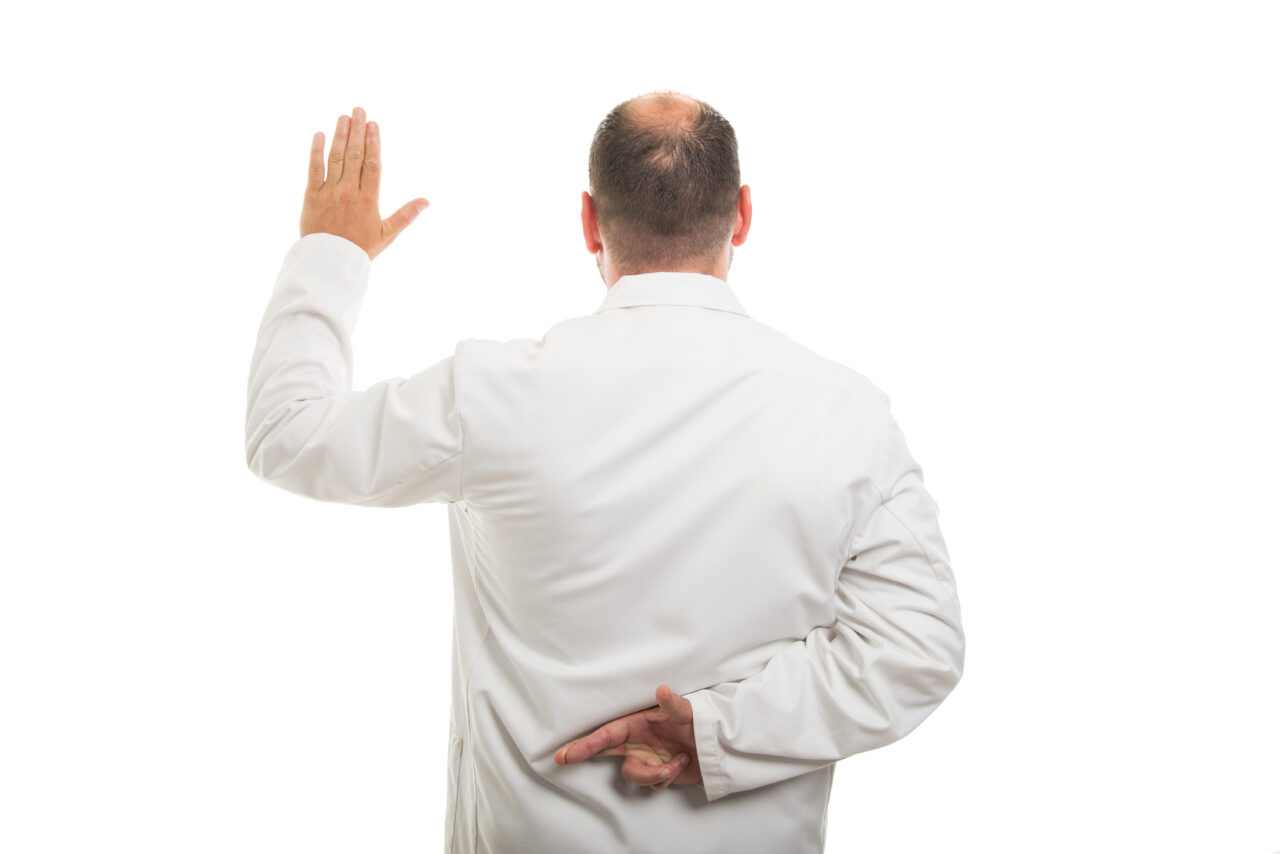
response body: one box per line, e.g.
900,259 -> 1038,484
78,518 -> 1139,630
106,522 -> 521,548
246,232 -> 965,854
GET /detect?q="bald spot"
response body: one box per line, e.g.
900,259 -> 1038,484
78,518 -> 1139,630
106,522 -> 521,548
624,91 -> 701,130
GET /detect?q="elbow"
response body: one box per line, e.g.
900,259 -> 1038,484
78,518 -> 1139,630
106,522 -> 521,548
910,620 -> 965,712
929,592 -> 966,701
948,604 -> 966,684
245,422 -> 276,482
245,442 -> 270,484
931,622 -> 966,705
245,428 -> 301,490
245,424 -> 296,492
244,400 -> 310,486
895,635 -> 962,744
244,432 -> 262,476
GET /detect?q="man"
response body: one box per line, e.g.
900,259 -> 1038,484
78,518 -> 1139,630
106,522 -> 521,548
245,92 -> 964,854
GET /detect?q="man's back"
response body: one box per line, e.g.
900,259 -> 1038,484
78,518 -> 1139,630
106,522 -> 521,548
247,95 -> 962,854
442,270 -> 953,852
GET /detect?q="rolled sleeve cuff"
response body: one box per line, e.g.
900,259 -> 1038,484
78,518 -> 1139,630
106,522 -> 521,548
687,688 -> 731,802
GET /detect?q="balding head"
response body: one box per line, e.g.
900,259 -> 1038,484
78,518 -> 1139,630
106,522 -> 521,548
587,91 -> 741,275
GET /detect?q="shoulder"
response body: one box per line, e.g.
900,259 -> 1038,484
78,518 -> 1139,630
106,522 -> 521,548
741,317 -> 893,409
453,304 -> 606,360
454,335 -> 545,370
745,322 -> 910,482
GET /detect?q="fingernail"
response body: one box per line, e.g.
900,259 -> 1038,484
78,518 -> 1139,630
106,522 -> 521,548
660,768 -> 672,780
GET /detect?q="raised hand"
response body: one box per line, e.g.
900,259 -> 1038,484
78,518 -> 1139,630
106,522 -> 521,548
299,106 -> 428,260
554,685 -> 702,791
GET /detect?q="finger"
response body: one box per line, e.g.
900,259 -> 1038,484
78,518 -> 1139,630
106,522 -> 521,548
307,132 -> 325,192
596,745 -> 629,757
555,719 -> 628,765
556,742 -> 627,766
655,685 -> 694,725
381,198 -> 430,244
327,113 -> 350,184
651,754 -> 690,791
622,752 -> 687,788
362,120 -> 381,197
340,106 -> 367,185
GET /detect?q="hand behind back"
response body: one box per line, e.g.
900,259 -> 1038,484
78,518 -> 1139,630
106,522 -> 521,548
554,685 -> 702,791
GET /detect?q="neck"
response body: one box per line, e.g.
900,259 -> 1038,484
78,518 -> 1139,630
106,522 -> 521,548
601,247 -> 731,288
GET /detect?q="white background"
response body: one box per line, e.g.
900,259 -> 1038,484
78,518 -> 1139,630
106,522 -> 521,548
3,1 -> 1277,851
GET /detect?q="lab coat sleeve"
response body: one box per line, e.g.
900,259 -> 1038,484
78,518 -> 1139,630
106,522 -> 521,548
244,232 -> 464,506
685,407 -> 964,801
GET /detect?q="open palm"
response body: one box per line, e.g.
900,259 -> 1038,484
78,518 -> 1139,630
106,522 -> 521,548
299,106 -> 428,260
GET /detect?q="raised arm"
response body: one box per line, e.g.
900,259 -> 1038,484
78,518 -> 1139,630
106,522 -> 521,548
245,108 -> 461,507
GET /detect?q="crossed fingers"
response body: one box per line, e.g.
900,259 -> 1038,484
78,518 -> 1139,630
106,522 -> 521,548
554,687 -> 696,791
556,710 -> 691,790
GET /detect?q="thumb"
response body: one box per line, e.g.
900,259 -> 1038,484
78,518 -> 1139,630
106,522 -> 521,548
655,684 -> 693,725
383,197 -> 430,242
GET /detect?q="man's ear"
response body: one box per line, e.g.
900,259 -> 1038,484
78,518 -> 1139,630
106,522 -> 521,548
582,191 -> 603,254
731,184 -> 752,247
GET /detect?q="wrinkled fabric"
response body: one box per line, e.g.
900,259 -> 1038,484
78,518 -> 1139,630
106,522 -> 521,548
246,232 -> 965,853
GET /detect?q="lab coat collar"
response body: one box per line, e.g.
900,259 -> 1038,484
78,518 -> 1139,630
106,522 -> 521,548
593,272 -> 750,318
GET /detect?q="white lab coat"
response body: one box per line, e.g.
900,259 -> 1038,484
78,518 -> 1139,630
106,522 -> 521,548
246,233 -> 965,853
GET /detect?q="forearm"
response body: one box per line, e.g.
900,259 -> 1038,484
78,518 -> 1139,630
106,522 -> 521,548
687,470 -> 965,801
245,233 -> 370,484
243,232 -> 463,507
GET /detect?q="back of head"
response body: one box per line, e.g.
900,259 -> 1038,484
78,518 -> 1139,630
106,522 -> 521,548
588,92 -> 740,275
